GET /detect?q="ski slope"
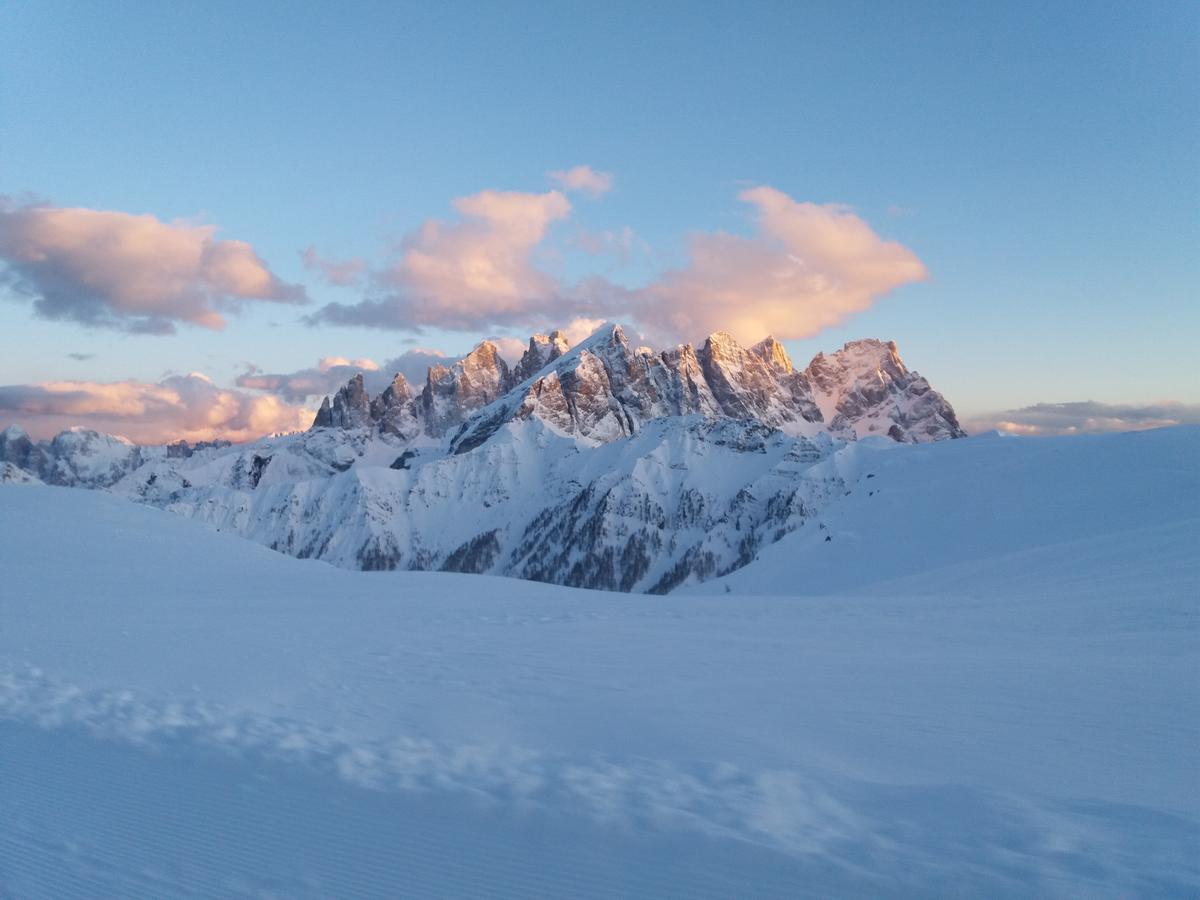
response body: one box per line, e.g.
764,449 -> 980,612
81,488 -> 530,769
1,427 -> 1198,897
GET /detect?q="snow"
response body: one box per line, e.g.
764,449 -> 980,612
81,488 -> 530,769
1,426 -> 1197,896
0,462 -> 40,484
694,426 -> 1199,596
2,326 -> 971,590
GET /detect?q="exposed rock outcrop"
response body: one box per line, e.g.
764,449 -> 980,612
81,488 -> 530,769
804,339 -> 965,442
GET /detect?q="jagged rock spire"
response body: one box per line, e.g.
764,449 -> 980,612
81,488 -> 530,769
311,373 -> 371,429
513,331 -> 569,382
421,340 -> 513,436
749,336 -> 794,374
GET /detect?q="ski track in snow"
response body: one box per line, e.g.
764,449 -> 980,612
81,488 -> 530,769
4,662 -> 1197,898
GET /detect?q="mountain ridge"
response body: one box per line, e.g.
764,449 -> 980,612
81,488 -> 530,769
1,323 -> 966,591
310,323 -> 964,451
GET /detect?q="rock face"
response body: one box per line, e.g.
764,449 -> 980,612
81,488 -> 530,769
805,339 -> 965,442
0,425 -> 46,475
421,341 -> 512,436
0,426 -> 144,487
312,373 -> 371,429
370,374 -> 419,440
513,331 -> 570,382
305,324 -> 963,452
2,323 -> 967,592
0,426 -> 230,488
1,460 -> 41,484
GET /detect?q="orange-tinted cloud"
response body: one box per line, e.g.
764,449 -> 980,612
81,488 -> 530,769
631,187 -> 927,345
310,189 -> 571,331
0,198 -> 305,334
308,182 -> 924,346
0,374 -> 312,443
548,165 -> 614,197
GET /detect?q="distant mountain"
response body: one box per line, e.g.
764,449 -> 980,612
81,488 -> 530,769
0,323 -> 965,590
308,323 -> 962,449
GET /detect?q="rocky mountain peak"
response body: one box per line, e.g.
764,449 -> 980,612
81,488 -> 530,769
382,372 -> 414,403
804,339 -> 963,442
312,372 -> 371,429
306,322 -> 964,449
421,340 -> 512,436
695,331 -> 821,427
369,372 -> 412,416
577,322 -> 629,357
702,330 -> 741,352
0,423 -> 43,473
513,331 -> 570,382
370,373 -> 420,440
750,336 -> 795,375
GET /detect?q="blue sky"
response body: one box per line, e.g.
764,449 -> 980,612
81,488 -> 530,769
1,1 -> 1197,439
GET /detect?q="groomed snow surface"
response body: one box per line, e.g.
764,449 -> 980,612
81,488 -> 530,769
1,426 -> 1197,898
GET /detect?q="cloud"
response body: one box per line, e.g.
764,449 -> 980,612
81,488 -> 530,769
66,352 -> 94,361
307,182 -> 923,347
630,187 -> 927,345
237,349 -> 456,402
572,225 -> 646,265
547,165 -> 614,197
0,374 -> 313,444
378,348 -> 454,383
237,358 -> 380,403
318,356 -> 379,372
301,246 -> 367,287
559,317 -> 608,346
964,401 -> 1200,436
0,197 -> 306,334
485,337 -> 528,365
240,322 -> 615,406
309,189 -> 572,331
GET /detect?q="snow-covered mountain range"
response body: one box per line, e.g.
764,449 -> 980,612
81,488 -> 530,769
0,323 -> 965,591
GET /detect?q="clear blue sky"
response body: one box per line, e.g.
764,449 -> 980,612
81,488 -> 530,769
1,0 -> 1197,421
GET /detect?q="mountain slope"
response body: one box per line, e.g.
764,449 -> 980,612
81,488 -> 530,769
0,324 -> 965,589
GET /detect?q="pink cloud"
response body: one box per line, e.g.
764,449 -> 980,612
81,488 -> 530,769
0,374 -> 313,443
301,246 -> 367,287
0,198 -> 306,334
963,401 -> 1200,436
547,165 -> 614,197
571,225 -> 646,265
631,187 -> 928,345
308,182 -> 924,346
237,350 -> 455,402
311,189 -> 572,331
